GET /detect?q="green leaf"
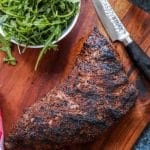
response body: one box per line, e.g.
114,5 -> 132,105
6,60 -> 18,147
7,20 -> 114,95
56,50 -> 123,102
66,0 -> 80,3
0,34 -> 17,65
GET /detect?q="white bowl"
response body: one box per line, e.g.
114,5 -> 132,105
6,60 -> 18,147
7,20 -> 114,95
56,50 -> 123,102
0,1 -> 81,49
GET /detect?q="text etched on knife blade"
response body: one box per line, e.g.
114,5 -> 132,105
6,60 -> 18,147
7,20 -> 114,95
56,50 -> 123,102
101,0 -> 126,34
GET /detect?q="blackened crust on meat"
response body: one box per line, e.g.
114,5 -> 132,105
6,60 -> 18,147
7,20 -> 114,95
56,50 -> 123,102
6,27 -> 138,149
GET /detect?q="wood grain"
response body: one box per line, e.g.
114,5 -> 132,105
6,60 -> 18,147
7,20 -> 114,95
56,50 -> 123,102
0,0 -> 150,149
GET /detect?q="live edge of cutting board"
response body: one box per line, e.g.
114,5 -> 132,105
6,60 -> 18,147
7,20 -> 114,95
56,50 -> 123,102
0,0 -> 150,150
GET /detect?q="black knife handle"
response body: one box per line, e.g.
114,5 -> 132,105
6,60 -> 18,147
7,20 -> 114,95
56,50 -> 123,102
126,41 -> 150,81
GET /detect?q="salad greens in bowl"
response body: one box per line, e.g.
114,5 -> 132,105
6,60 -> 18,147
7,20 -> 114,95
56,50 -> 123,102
0,0 -> 80,70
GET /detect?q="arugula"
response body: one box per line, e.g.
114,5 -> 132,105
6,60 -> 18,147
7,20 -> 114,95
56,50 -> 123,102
67,0 -> 80,3
0,34 -> 16,65
0,0 -> 79,70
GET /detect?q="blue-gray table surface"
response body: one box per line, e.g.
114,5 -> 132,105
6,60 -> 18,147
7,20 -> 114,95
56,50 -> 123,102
133,124 -> 150,150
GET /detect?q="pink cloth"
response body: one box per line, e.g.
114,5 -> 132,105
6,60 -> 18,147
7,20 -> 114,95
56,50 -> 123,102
0,110 -> 4,150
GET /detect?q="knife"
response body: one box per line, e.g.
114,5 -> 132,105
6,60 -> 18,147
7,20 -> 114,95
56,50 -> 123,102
92,0 -> 150,81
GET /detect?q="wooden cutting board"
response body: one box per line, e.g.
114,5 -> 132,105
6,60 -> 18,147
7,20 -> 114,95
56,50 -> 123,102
0,0 -> 150,149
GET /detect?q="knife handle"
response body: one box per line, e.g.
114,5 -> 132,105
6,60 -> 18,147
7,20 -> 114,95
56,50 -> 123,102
126,41 -> 150,81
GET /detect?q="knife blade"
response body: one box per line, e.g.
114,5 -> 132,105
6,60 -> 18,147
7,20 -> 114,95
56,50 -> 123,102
92,0 -> 150,81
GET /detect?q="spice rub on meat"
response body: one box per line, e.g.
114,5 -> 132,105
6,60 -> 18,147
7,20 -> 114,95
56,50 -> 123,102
6,27 -> 138,149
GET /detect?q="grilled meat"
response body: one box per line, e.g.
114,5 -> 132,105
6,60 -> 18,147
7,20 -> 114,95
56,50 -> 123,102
6,27 -> 138,149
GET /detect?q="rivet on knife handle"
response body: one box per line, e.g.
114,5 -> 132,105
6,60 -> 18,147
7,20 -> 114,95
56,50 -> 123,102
92,0 -> 150,81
